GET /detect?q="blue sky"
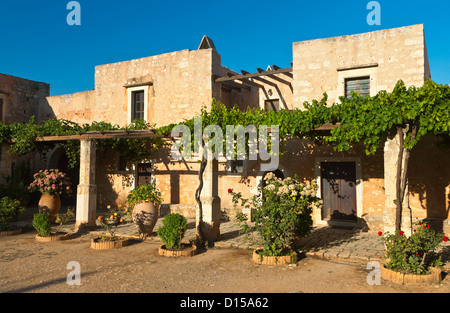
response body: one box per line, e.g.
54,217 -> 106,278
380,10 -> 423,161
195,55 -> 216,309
0,0 -> 449,96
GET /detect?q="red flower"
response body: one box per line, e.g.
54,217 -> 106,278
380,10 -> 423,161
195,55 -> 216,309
443,236 -> 449,242
378,231 -> 383,236
416,254 -> 420,257
399,231 -> 404,236
228,188 -> 233,194
418,222 -> 423,225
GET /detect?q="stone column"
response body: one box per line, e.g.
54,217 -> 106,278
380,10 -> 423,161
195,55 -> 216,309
197,155 -> 221,242
383,132 -> 412,236
75,139 -> 97,231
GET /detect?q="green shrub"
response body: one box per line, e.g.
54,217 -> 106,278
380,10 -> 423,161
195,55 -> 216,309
380,221 -> 448,275
0,196 -> 25,231
157,213 -> 187,250
32,212 -> 52,237
0,161 -> 32,206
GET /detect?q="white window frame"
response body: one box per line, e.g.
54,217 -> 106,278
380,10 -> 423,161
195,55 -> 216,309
127,86 -> 149,124
337,65 -> 378,102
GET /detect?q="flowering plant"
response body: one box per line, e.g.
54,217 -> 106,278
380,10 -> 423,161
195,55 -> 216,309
97,205 -> 126,240
127,181 -> 163,214
230,173 -> 321,257
28,169 -> 72,196
379,220 -> 448,275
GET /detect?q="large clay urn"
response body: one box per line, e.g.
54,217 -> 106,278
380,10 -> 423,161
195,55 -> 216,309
132,201 -> 160,236
38,194 -> 61,222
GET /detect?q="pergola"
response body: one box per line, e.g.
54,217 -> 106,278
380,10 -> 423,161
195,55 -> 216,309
215,65 -> 293,94
31,65 -> 336,238
35,130 -> 175,232
34,125 -> 337,240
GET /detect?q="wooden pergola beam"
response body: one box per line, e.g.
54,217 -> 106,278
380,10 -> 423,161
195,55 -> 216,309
273,64 -> 293,78
314,123 -> 340,131
240,78 -> 264,89
266,74 -> 292,86
250,76 -> 278,87
221,80 -> 251,91
33,130 -> 169,142
215,67 -> 293,83
254,67 -> 292,86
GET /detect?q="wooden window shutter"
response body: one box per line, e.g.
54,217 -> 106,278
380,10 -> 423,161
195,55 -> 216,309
345,77 -> 370,98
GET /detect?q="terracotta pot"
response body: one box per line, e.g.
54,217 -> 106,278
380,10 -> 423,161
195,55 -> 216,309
252,249 -> 297,265
381,265 -> 442,285
35,232 -> 70,242
132,201 -> 160,236
90,237 -> 129,250
38,194 -> 61,222
158,244 -> 197,257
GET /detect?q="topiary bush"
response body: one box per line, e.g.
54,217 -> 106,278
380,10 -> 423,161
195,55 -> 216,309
32,212 -> 52,237
157,213 -> 187,250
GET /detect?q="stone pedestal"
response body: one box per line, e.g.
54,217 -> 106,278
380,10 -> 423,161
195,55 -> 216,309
75,139 -> 97,231
383,131 -> 412,235
197,156 -> 221,242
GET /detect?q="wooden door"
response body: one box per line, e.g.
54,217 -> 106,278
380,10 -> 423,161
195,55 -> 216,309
321,162 -> 357,221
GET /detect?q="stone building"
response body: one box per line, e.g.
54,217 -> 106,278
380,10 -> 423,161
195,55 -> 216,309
2,24 -> 449,237
0,74 -> 50,182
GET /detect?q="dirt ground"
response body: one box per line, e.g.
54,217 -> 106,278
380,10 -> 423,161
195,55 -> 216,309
1,229 -> 449,294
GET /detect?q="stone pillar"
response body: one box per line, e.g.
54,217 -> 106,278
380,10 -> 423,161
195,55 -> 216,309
197,155 -> 221,242
75,139 -> 97,231
383,132 -> 412,236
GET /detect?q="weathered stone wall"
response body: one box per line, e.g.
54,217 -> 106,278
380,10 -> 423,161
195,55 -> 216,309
42,90 -> 96,125
408,135 -> 450,220
292,24 -> 429,108
0,73 -> 50,124
46,48 -> 218,128
0,73 -> 50,183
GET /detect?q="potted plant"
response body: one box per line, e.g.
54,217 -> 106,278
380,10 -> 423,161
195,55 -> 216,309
33,212 -> 70,242
28,169 -> 72,222
127,181 -> 163,238
54,208 -> 75,237
91,205 -> 128,250
378,221 -> 448,285
157,213 -> 196,257
231,173 -> 320,265
0,196 -> 25,236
